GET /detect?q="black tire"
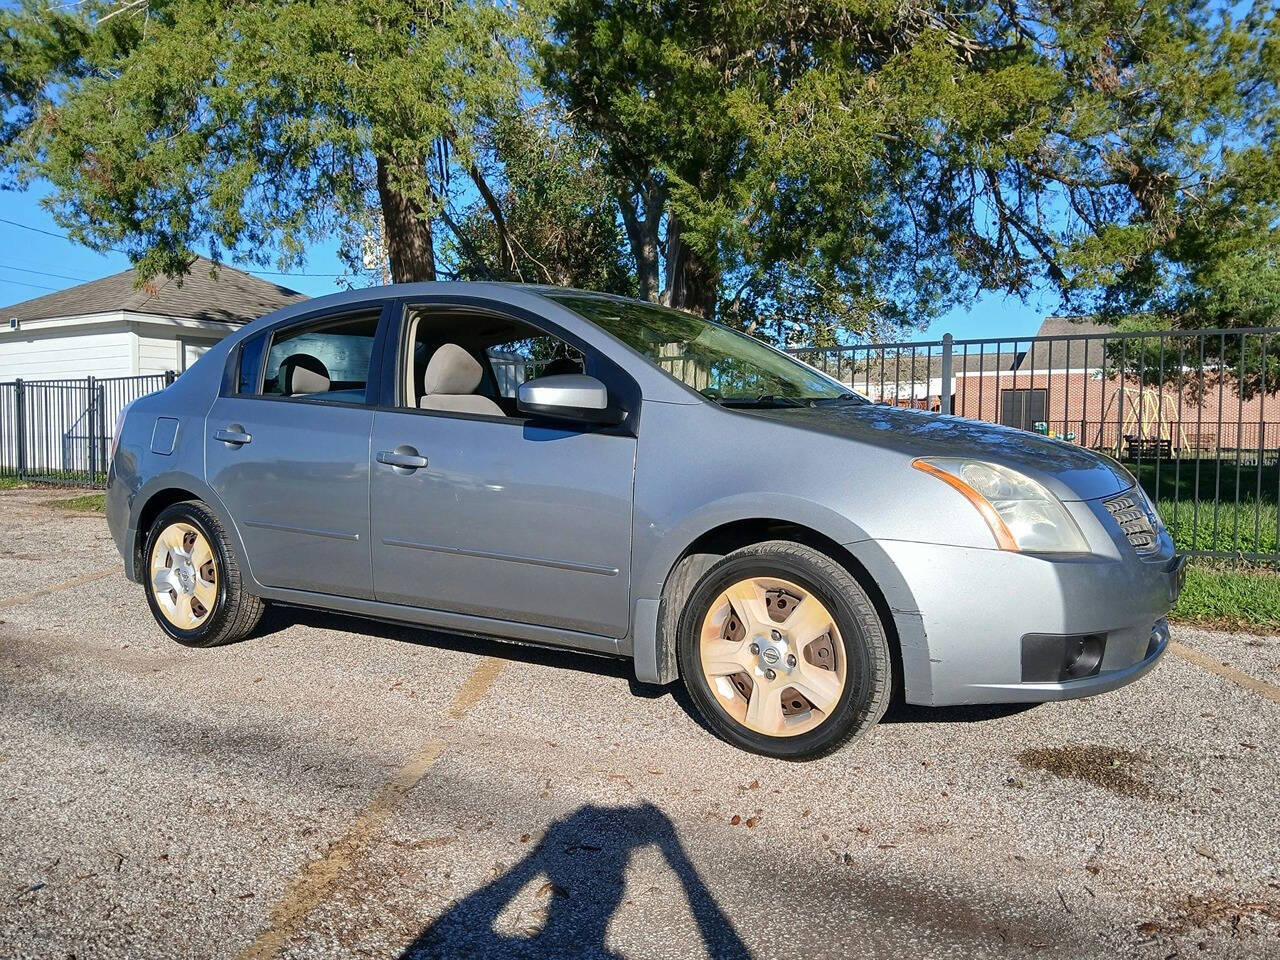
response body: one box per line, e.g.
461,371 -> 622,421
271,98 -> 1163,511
142,500 -> 265,648
677,540 -> 891,760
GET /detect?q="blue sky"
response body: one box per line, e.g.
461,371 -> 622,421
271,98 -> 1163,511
0,181 -> 1055,342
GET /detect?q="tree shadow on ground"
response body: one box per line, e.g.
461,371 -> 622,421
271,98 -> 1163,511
399,802 -> 751,960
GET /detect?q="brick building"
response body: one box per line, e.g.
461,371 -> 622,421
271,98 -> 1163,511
849,317 -> 1280,458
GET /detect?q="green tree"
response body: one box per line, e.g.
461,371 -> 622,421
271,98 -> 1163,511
1,0 -> 526,283
539,0 -> 1280,333
439,105 -> 635,293
3,0 -> 1278,345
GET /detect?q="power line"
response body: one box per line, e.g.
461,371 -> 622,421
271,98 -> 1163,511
0,276 -> 59,292
0,262 -> 92,283
0,216 -> 127,253
252,268 -> 346,278
0,216 -> 346,278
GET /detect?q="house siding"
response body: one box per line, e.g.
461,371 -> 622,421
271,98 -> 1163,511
0,315 -> 233,381
135,332 -> 182,376
0,327 -> 134,381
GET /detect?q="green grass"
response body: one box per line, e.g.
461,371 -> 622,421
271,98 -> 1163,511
1171,564 -> 1280,632
1158,498 -> 1278,555
0,476 -> 29,489
1116,458 -> 1280,555
45,492 -> 106,513
1132,458 -> 1279,506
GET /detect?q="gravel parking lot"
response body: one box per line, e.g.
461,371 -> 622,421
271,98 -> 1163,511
2,487 -> 1279,959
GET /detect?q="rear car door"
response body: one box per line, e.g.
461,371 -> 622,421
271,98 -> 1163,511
205,305 -> 388,598
368,300 -> 637,638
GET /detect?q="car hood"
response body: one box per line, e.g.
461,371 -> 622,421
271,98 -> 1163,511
751,403 -> 1133,502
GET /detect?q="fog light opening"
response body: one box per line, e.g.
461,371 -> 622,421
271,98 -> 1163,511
1062,635 -> 1104,681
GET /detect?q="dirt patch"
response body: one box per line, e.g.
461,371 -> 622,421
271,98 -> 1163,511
1138,891 -> 1280,937
1016,745 -> 1155,799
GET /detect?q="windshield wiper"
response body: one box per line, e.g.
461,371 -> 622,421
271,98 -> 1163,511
715,393 -> 808,408
811,394 -> 866,407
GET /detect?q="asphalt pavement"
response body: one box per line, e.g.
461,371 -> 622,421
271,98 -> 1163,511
1,487 -> 1278,959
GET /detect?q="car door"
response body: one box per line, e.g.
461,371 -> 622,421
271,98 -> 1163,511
205,305 -> 387,598
368,301 -> 637,638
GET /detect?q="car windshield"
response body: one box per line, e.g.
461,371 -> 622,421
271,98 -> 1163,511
547,293 -> 860,407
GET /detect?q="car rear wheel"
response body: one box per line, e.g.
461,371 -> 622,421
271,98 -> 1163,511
144,500 -> 265,648
677,540 -> 891,760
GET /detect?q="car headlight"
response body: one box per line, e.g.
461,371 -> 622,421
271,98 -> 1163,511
912,458 -> 1089,554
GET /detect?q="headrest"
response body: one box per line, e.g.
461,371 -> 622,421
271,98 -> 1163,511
424,343 -> 485,396
280,354 -> 330,395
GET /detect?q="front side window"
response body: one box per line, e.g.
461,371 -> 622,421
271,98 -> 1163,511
547,294 -> 857,407
486,335 -> 585,399
259,311 -> 380,404
400,307 -> 584,417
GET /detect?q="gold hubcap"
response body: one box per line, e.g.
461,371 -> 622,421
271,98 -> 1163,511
699,576 -> 846,737
150,522 -> 217,629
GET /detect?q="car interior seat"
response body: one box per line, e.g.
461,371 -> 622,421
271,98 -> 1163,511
279,354 -> 330,396
420,343 -> 504,416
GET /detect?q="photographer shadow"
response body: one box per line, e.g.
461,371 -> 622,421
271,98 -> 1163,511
401,802 -> 750,960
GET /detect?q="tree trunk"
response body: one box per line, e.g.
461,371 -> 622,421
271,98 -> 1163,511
662,212 -> 719,318
618,181 -> 664,302
680,249 -> 719,319
376,154 -> 436,283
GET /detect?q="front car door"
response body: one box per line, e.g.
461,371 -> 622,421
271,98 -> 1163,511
206,305 -> 388,598
368,300 -> 637,638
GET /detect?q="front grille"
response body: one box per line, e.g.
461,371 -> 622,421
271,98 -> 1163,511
1103,489 -> 1159,555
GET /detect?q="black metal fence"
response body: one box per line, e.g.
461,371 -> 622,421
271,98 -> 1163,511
0,372 -> 174,488
790,327 -> 1280,562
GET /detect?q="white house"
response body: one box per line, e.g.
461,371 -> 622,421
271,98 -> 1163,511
0,258 -> 306,381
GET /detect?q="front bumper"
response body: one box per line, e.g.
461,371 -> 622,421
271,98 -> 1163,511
969,618 -> 1168,702
864,539 -> 1182,706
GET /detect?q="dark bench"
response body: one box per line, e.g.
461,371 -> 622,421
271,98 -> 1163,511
1123,435 -> 1172,459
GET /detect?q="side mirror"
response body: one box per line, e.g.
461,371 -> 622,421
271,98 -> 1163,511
517,374 -> 622,425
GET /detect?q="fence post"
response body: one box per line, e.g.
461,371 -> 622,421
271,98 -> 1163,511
86,376 -> 98,486
96,382 -> 108,479
939,333 -> 954,416
14,378 -> 25,478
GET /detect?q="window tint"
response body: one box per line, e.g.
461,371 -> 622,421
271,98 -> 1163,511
236,332 -> 267,395
260,311 -> 380,403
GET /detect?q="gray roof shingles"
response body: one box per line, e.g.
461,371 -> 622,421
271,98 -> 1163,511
0,257 -> 307,324
1015,315 -> 1120,371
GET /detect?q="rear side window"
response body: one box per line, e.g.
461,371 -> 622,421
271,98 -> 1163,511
258,311 -> 381,404
236,333 -> 268,395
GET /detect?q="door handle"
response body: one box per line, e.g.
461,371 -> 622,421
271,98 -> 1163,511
376,447 -> 429,471
215,425 -> 252,446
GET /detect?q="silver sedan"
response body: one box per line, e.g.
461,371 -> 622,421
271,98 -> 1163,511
107,284 -> 1184,759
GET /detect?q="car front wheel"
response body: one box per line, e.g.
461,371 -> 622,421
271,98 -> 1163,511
144,500 -> 265,648
677,540 -> 891,760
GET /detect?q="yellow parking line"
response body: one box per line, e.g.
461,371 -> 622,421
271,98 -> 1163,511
1170,640 -> 1280,704
233,655 -> 506,960
0,567 -> 120,611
